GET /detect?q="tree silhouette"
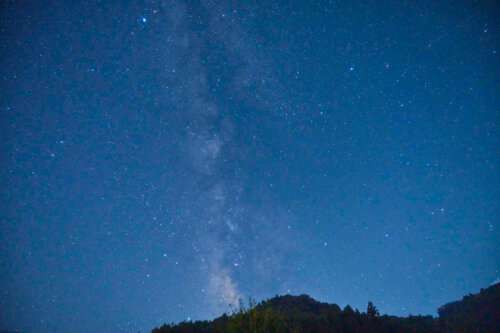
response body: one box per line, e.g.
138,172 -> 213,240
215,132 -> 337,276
151,283 -> 500,333
367,301 -> 379,318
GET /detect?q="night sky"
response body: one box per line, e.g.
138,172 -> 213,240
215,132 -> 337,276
1,1 -> 499,332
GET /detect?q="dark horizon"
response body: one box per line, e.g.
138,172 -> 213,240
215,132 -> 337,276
151,283 -> 500,333
1,1 -> 499,333
159,281 -> 500,324
3,282 -> 499,332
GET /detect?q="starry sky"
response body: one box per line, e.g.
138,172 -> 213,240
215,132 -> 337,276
1,1 -> 499,332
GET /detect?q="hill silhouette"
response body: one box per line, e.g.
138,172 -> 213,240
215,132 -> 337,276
152,283 -> 500,333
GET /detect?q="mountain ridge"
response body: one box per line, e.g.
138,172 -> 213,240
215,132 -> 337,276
152,283 -> 500,333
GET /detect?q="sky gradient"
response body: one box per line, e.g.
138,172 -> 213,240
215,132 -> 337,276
1,1 -> 499,333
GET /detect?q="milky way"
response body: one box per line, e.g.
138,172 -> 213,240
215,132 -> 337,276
162,1 -> 302,315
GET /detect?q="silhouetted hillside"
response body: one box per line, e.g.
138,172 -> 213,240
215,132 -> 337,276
438,282 -> 500,332
152,283 -> 500,333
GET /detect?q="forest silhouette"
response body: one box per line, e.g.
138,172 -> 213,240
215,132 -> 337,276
152,282 -> 500,333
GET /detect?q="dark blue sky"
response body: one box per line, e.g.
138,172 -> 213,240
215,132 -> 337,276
1,1 -> 499,332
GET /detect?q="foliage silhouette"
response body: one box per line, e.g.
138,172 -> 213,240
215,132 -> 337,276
152,283 -> 500,333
